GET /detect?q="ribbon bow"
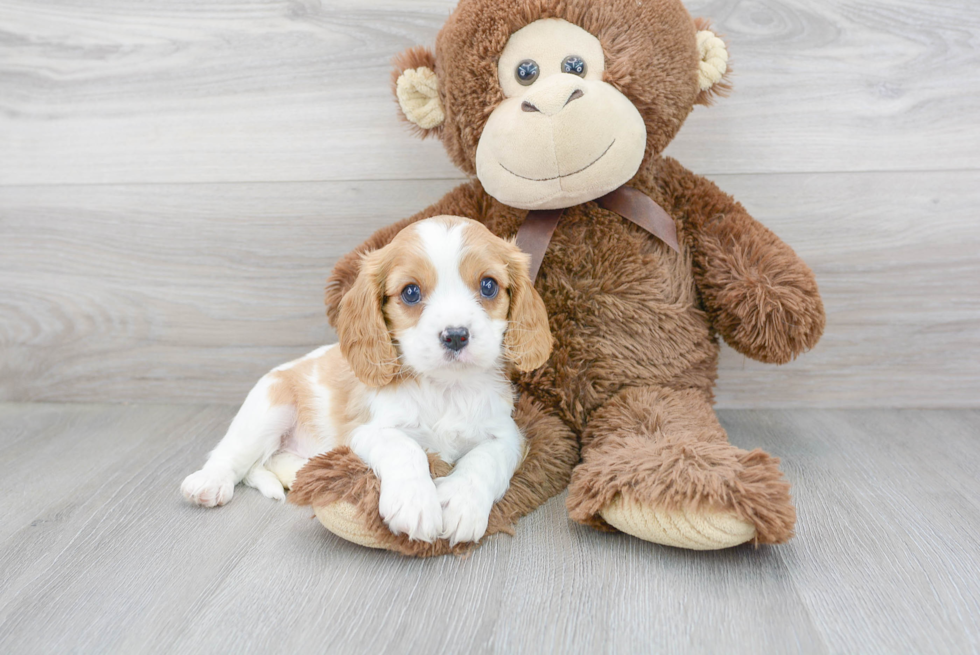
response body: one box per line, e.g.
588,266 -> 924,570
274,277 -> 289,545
515,186 -> 680,280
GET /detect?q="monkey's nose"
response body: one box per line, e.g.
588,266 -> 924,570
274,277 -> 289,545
440,327 -> 469,352
521,83 -> 586,116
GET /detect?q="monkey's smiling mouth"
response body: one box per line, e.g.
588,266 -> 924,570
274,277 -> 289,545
499,139 -> 616,182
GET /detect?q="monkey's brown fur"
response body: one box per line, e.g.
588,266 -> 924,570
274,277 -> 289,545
290,0 -> 824,555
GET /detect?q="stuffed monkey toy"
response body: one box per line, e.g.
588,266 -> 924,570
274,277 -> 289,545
289,0 -> 825,555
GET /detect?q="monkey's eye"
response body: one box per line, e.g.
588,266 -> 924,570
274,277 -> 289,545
561,55 -> 587,77
480,277 -> 499,300
515,60 -> 539,86
400,284 -> 422,305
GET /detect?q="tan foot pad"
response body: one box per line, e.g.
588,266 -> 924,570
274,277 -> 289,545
600,493 -> 756,550
313,502 -> 387,550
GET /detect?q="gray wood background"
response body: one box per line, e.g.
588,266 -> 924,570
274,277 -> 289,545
1,0 -> 979,407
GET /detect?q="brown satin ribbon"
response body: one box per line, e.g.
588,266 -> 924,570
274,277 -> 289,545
515,185 -> 680,280
514,208 -> 563,281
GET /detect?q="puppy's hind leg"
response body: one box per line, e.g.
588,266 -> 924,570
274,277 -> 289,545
244,466 -> 287,502
243,451 -> 308,501
182,375 -> 296,507
264,452 -> 308,490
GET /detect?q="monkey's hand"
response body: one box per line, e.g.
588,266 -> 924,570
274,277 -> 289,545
662,158 -> 825,364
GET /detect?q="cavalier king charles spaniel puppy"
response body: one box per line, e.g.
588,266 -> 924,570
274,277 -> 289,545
181,216 -> 552,544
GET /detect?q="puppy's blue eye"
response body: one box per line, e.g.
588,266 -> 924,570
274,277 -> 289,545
480,277 -> 499,299
516,60 -> 539,86
561,55 -> 587,77
400,284 -> 421,305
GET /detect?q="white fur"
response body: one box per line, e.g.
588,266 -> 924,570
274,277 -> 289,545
181,218 -> 527,545
397,220 -> 508,378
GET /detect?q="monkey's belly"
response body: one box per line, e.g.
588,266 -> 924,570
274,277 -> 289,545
529,222 -> 718,429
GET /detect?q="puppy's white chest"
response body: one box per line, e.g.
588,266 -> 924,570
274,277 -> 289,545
370,376 -> 511,464
415,404 -> 490,463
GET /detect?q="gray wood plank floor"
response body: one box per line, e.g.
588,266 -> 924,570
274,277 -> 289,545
1,403 -> 977,654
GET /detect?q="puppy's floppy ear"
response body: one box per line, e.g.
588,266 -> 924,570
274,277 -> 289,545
392,46 -> 445,135
694,18 -> 732,106
336,247 -> 399,388
503,243 -> 552,372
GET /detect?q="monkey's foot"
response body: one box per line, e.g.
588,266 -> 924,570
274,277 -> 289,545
313,500 -> 389,550
567,431 -> 796,548
599,493 -> 756,550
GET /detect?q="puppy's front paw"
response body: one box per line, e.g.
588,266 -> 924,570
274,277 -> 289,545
378,477 -> 444,542
181,468 -> 235,507
435,475 -> 493,545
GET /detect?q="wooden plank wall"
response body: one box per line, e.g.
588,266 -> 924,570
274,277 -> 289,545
1,0 -> 978,408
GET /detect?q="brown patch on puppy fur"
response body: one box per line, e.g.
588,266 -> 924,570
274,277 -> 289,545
380,227 -> 437,334
337,224 -> 439,388
337,248 -> 402,388
501,248 -> 552,373
459,236 -> 510,319
267,347 -> 371,445
325,185 -> 489,326
459,221 -> 552,372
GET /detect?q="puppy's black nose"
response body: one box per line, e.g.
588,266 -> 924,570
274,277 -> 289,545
441,327 -> 469,352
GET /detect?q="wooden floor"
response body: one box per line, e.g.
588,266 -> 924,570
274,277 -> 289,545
1,403 -> 977,654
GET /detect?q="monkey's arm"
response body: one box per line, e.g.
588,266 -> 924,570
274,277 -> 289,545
325,181 -> 488,325
660,157 -> 825,364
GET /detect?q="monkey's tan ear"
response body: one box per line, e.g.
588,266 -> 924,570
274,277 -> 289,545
392,46 -> 445,134
694,20 -> 731,106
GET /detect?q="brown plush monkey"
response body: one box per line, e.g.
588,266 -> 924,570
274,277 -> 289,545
289,0 -> 825,554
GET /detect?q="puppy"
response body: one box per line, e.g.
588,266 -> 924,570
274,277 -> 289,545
181,216 -> 552,544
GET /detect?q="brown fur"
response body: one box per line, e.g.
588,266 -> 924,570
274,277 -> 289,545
267,347 -> 370,444
336,246 -> 403,388
430,0 -> 702,176
296,0 -> 825,553
566,385 -> 795,544
456,219 -> 553,372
